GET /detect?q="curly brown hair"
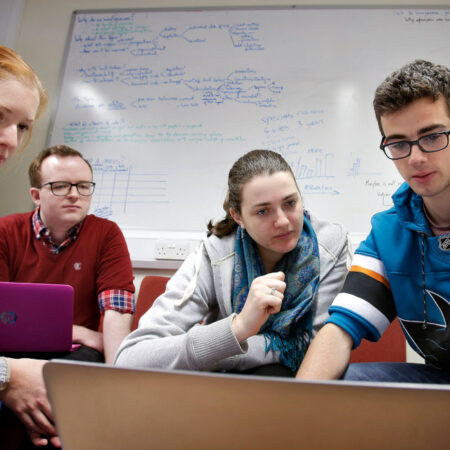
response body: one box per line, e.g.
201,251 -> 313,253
373,59 -> 450,135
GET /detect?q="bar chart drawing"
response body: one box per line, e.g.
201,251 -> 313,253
347,157 -> 360,177
291,153 -> 334,180
347,156 -> 381,177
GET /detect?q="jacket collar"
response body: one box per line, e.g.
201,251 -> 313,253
392,182 -> 432,235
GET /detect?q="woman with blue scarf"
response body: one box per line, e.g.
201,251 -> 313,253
115,150 -> 349,376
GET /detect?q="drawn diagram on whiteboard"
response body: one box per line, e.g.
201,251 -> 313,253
90,159 -> 168,218
48,7 -> 442,236
291,153 -> 334,180
77,66 -> 283,108
347,155 -> 381,177
293,153 -> 339,196
76,15 -> 264,55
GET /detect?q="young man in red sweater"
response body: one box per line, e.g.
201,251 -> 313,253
0,145 -> 135,448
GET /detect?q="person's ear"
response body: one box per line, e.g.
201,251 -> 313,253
30,187 -> 41,207
229,207 -> 244,229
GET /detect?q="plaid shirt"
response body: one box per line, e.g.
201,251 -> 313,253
31,208 -> 134,314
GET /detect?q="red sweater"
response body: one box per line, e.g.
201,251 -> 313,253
0,212 -> 134,330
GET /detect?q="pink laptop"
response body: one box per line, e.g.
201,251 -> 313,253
0,281 -> 74,352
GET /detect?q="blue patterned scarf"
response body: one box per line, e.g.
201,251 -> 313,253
232,212 -> 320,371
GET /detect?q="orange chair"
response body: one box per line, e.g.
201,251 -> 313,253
349,318 -> 406,363
131,275 -> 170,331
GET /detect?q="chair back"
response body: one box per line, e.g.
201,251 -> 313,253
349,318 -> 406,363
131,276 -> 169,331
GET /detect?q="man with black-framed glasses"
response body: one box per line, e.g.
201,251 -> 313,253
297,59 -> 450,384
0,145 -> 135,447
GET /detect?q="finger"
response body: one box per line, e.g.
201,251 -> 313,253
17,411 -> 39,432
30,406 -> 58,437
263,287 -> 283,304
267,271 -> 285,280
38,397 -> 56,425
265,279 -> 286,295
258,271 -> 285,282
267,285 -> 284,300
264,296 -> 283,315
265,273 -> 287,289
15,409 -> 50,439
29,430 -> 49,447
49,435 -> 63,448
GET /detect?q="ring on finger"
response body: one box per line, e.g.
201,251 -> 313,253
269,287 -> 277,296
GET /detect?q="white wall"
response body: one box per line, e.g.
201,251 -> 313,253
0,0 -> 26,48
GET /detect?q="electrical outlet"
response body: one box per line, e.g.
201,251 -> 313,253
154,240 -> 191,260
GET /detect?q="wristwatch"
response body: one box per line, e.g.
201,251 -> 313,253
0,357 -> 11,391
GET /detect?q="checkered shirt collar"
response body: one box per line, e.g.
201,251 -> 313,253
31,208 -> 82,254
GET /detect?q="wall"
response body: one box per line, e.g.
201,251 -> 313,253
5,0 -> 448,362
0,0 -> 26,48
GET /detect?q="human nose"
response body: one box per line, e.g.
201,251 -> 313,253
408,143 -> 427,165
274,208 -> 289,227
66,184 -> 79,197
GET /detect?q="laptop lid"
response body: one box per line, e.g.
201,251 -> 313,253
0,282 -> 73,352
43,360 -> 450,450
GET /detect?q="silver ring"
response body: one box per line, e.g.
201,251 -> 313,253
269,287 -> 277,296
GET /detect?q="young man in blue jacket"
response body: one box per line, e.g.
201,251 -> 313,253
297,59 -> 450,383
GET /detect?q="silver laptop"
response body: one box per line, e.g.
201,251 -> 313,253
43,360 -> 450,450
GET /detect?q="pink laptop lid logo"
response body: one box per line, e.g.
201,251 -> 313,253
1,311 -> 18,324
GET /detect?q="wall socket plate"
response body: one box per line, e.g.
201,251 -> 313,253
154,240 -> 191,260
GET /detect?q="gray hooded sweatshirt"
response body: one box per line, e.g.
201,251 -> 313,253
115,213 -> 350,373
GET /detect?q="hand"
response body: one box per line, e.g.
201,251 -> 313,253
72,324 -> 104,353
1,358 -> 61,447
232,271 -> 286,342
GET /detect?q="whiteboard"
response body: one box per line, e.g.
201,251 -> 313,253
47,7 -> 450,266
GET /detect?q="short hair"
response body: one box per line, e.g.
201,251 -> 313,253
28,145 -> 93,188
373,59 -> 450,134
0,45 -> 48,121
208,149 -> 299,237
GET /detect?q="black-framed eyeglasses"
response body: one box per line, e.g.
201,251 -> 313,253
39,181 -> 96,196
380,130 -> 450,160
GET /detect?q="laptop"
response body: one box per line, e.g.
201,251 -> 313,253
43,360 -> 450,450
0,281 -> 73,352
